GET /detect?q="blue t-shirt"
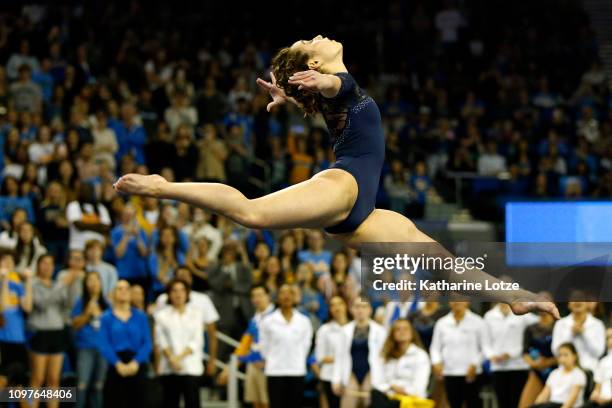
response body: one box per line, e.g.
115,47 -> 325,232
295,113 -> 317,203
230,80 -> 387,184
71,298 -> 106,350
0,276 -> 26,344
297,250 -> 332,276
148,251 -> 186,294
111,226 -> 150,280
98,308 -> 152,365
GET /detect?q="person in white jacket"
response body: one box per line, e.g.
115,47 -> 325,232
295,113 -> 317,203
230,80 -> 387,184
484,303 -> 538,408
313,296 -> 350,408
551,297 -> 606,373
259,284 -> 313,408
430,301 -> 488,408
371,318 -> 431,407
584,328 -> 612,407
332,299 -> 387,408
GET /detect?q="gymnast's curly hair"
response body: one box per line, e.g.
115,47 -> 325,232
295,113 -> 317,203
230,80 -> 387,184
271,47 -> 319,116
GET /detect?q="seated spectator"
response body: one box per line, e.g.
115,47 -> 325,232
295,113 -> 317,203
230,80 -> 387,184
164,90 -> 198,134
28,125 -> 55,166
371,319 -> 431,406
532,343 -> 586,408
154,279 -> 204,408
478,140 -> 507,176
0,179 -> 35,227
66,183 -> 111,251
111,205 -> 149,289
148,226 -> 185,297
184,236 -> 212,291
195,124 -> 228,182
261,256 -> 284,300
91,110 -> 118,170
71,271 -> 109,408
115,103 -> 147,165
14,222 -> 46,273
552,296 -> 606,373
98,280 -> 152,408
296,261 -> 327,331
384,159 -> 413,214
9,64 -> 42,113
84,239 -> 118,298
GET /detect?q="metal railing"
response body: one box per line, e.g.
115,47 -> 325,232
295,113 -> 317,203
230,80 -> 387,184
203,330 -> 246,408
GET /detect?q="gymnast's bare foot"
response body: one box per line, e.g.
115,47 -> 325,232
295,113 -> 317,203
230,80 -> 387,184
511,300 -> 560,319
113,174 -> 167,197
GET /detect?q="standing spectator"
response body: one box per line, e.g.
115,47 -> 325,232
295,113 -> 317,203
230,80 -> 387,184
72,271 -> 109,408
181,207 -> 223,261
314,296 -> 349,408
28,125 -> 55,166
171,124 -> 198,181
111,205 -> 149,289
430,301 -> 488,408
484,303 -> 538,408
0,208 -> 29,249
552,297 -> 606,372
56,249 -> 87,324
29,254 -> 80,408
154,279 -> 203,408
9,64 -> 42,113
520,309 -> 558,408
478,141 -> 507,176
409,300 -> 445,351
98,280 -> 152,408
195,77 -> 227,124
384,159 -> 413,214
209,242 -> 253,357
0,254 -> 32,384
532,343 -> 586,408
289,137 -> 313,185
333,300 -> 387,408
6,39 -> 40,80
154,266 -> 219,378
371,319 -> 431,406
66,183 -> 111,251
260,284 -> 313,408
220,285 -> 274,408
84,239 -> 118,298
37,181 -> 69,265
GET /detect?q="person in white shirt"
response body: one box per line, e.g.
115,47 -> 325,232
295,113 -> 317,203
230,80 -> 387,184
532,342 -> 586,408
552,298 -> 606,373
260,284 -> 313,408
371,318 -> 431,406
430,301 -> 488,408
585,328 -> 612,408
66,184 -> 111,251
154,266 -> 219,376
154,279 -> 203,408
484,303 -> 539,408
333,299 -> 387,408
313,296 -> 350,408
478,141 -> 507,176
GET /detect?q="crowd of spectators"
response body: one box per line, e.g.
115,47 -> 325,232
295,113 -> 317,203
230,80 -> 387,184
0,1 -> 611,407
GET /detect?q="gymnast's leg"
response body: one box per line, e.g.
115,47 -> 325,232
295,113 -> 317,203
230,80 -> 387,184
330,209 -> 560,318
113,170 -> 358,230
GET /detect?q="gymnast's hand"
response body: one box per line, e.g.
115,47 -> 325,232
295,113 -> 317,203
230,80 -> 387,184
288,70 -> 341,98
256,72 -> 289,112
113,173 -> 168,197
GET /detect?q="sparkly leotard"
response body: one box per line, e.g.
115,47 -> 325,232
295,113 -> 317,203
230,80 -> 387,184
319,72 -> 385,234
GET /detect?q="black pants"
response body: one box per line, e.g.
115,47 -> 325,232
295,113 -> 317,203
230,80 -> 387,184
582,403 -> 612,408
267,376 -> 304,408
491,370 -> 528,408
103,352 -> 146,408
371,389 -> 400,408
161,375 -> 200,408
321,380 -> 341,408
530,404 -> 562,408
444,375 -> 482,408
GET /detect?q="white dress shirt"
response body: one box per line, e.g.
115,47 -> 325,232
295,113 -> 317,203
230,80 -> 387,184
154,305 -> 204,376
260,309 -> 313,376
430,310 -> 488,376
484,305 -> 538,371
372,344 -> 431,398
315,321 -> 347,382
332,320 -> 388,386
546,366 -> 586,407
155,290 -> 220,326
552,313 -> 606,371
594,352 -> 612,400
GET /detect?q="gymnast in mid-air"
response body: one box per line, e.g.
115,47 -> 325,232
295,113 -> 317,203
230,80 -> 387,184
115,35 -> 559,318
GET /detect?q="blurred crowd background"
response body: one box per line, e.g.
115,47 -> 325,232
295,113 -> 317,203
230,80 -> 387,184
0,0 -> 611,407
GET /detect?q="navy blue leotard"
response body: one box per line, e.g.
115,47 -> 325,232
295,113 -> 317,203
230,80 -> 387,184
319,72 -> 385,234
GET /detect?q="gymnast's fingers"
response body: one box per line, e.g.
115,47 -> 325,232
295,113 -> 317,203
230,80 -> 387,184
256,78 -> 273,90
